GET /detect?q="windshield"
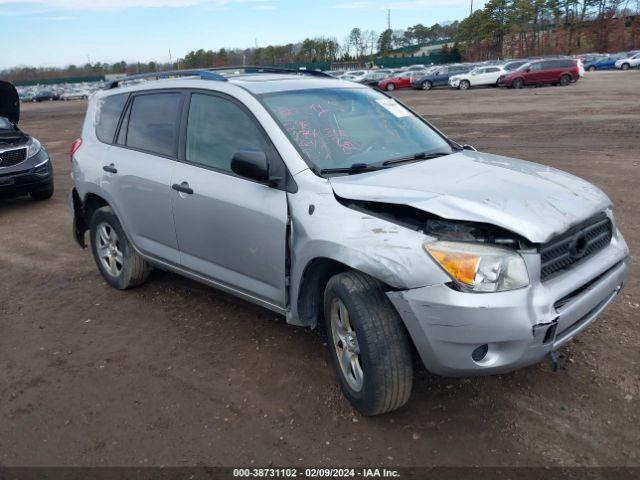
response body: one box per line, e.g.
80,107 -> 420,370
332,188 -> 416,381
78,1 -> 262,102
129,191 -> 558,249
260,88 -> 454,173
516,62 -> 531,71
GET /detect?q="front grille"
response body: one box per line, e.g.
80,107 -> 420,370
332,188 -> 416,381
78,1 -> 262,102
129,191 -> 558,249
539,213 -> 613,281
0,148 -> 27,168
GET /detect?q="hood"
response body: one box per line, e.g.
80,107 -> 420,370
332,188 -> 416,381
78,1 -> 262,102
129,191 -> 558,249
0,80 -> 19,125
329,151 -> 611,244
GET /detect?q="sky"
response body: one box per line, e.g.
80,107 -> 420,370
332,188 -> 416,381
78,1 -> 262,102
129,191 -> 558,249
0,0 -> 487,69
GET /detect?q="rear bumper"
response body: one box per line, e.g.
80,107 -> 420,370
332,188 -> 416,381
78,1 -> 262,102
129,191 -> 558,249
387,231 -> 629,377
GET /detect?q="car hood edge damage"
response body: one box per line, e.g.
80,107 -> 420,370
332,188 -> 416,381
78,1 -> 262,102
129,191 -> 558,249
329,151 -> 611,244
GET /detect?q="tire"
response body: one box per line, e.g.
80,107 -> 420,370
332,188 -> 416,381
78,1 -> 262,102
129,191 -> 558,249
89,206 -> 151,290
589,66 -> 596,72
621,63 -> 630,71
559,74 -> 571,86
386,83 -> 395,91
459,80 -> 470,90
512,78 -> 524,89
30,183 -> 54,201
421,81 -> 432,91
323,271 -> 413,416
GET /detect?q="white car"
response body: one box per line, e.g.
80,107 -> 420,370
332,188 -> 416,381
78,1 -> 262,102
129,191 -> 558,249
615,53 -> 640,70
339,70 -> 369,82
449,66 -> 507,90
61,89 -> 90,101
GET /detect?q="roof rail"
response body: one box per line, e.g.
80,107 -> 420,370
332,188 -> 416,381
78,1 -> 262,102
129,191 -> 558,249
208,65 -> 335,78
106,65 -> 335,89
106,69 -> 228,89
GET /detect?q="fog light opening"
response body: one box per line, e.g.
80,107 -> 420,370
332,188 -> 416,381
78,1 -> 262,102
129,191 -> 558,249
472,344 -> 489,362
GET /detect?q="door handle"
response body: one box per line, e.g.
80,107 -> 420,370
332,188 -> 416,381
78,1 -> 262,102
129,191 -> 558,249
172,182 -> 194,195
103,164 -> 117,174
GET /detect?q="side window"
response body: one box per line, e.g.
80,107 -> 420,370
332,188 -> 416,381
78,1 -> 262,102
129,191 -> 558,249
126,93 -> 182,157
487,67 -> 499,73
186,93 -> 270,173
96,94 -> 128,144
530,63 -> 543,72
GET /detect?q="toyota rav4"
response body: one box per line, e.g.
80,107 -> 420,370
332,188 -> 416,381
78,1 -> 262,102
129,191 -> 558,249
70,68 -> 629,415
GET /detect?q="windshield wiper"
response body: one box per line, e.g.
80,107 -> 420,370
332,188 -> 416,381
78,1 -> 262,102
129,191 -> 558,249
381,151 -> 451,167
320,163 -> 386,175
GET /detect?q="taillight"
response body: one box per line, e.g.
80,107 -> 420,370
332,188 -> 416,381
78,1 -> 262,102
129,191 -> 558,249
70,138 -> 82,161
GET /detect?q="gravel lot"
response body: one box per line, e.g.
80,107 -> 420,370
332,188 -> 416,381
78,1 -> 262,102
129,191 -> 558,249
0,71 -> 638,467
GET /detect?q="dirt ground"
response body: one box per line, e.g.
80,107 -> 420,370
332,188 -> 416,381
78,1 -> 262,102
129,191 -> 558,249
0,71 -> 638,467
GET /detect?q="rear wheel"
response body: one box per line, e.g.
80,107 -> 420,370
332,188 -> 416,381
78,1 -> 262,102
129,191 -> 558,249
421,81 -> 432,91
459,80 -> 470,90
621,63 -> 630,71
324,271 -> 413,416
512,78 -> 524,89
589,66 -> 596,72
559,74 -> 571,86
90,206 -> 151,290
386,83 -> 395,91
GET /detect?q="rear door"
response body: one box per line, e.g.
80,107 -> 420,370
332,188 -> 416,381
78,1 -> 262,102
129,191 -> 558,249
171,91 -> 288,309
482,67 -> 502,85
542,61 -> 561,83
101,90 -> 183,264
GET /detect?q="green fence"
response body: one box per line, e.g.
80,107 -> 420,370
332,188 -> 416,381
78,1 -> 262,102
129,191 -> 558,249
274,51 -> 461,72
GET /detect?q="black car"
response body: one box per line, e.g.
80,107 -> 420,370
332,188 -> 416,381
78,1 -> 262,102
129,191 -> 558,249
33,90 -> 59,102
0,81 -> 54,200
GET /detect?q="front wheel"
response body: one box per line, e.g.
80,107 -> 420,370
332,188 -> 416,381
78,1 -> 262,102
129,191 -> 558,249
589,66 -> 596,72
512,78 -> 524,89
324,271 -> 413,416
386,83 -> 395,91
90,206 -> 151,290
459,80 -> 470,90
621,63 -> 630,71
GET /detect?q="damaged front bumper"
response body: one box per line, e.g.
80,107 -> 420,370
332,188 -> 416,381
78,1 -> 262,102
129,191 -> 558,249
387,233 -> 629,376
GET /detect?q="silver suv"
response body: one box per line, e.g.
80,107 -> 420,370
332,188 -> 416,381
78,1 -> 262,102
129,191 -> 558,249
71,68 -> 629,415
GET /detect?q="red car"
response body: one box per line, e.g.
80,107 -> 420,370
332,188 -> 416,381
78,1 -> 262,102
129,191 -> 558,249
498,59 -> 579,88
377,71 -> 420,91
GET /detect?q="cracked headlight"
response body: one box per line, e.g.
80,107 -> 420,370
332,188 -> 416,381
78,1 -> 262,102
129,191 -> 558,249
26,137 -> 42,158
424,241 -> 529,292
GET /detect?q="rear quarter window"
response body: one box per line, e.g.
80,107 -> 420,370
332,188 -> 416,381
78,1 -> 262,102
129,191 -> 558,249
125,92 -> 182,157
95,93 -> 128,144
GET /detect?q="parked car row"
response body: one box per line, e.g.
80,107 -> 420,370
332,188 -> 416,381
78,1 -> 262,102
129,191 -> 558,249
16,81 -> 103,103
330,49 -> 638,95
580,50 -> 640,71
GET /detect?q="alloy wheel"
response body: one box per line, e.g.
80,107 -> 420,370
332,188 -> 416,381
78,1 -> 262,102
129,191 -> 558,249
330,298 -> 364,392
96,222 -> 124,277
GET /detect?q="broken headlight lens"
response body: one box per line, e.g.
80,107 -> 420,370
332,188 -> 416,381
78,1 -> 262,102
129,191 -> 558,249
424,241 -> 529,292
26,137 -> 42,158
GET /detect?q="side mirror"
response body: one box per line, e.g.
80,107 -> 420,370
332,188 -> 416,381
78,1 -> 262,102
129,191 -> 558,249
462,144 -> 477,151
525,68 -> 531,73
231,150 -> 269,182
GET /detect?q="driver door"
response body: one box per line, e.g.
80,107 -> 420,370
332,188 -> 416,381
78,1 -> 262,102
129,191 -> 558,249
171,91 -> 289,309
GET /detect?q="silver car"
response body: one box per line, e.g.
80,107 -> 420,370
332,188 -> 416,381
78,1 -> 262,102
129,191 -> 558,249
71,69 -> 629,415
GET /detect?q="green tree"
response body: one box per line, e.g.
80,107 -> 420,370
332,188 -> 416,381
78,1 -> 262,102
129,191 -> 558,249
377,29 -> 393,54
